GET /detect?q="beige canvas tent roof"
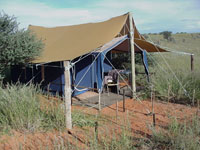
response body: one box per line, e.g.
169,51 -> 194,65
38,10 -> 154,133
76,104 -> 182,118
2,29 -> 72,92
29,13 -> 167,63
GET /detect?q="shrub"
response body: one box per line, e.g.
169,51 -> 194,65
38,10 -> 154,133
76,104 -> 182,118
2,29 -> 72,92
0,12 -> 43,80
160,31 -> 172,40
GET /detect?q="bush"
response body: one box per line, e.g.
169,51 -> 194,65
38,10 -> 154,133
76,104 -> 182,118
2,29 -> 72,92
160,31 -> 172,40
0,12 -> 43,80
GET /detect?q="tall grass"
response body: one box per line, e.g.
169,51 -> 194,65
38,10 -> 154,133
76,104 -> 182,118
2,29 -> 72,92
0,84 -> 43,132
143,33 -> 200,104
151,116 -> 200,149
0,84 -> 97,133
151,69 -> 200,104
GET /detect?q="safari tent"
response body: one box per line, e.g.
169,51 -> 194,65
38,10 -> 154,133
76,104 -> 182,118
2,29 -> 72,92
11,12 -> 167,97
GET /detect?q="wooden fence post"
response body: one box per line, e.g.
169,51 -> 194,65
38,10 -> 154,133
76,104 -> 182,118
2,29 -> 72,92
64,61 -> 72,129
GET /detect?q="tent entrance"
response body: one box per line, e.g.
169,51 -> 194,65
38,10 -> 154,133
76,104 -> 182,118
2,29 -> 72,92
71,35 -> 150,97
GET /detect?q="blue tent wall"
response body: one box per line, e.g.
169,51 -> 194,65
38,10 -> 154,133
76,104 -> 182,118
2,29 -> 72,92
43,62 -> 64,95
11,65 -> 41,84
103,51 -> 112,72
11,51 -> 112,97
72,54 -> 97,96
72,52 -> 112,96
11,62 -> 65,96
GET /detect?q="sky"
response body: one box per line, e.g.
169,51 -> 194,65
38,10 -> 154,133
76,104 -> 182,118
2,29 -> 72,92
0,0 -> 200,33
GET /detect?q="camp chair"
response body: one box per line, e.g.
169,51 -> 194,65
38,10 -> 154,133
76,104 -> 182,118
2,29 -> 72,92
104,70 -> 120,96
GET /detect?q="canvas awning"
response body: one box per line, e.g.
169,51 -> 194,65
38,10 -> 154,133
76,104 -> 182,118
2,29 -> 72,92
29,13 -> 167,64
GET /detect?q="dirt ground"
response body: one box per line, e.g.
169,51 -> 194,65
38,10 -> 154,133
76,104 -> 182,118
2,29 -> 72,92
0,97 -> 197,149
78,98 -> 197,137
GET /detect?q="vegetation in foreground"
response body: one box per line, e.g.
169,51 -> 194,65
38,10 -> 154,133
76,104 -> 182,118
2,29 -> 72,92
0,84 -> 199,149
150,116 -> 200,149
0,84 -> 96,133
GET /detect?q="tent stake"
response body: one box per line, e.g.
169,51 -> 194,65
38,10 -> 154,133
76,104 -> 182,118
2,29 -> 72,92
153,113 -> 156,127
168,84 -> 171,104
197,99 -> 199,116
64,61 -> 72,129
192,89 -> 195,106
98,90 -> 101,112
151,85 -> 156,126
95,121 -> 98,141
191,54 -> 194,71
128,12 -> 136,98
123,89 -> 126,112
116,100 -> 118,122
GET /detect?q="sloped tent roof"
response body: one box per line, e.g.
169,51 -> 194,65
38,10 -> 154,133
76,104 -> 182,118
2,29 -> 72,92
29,13 -> 167,64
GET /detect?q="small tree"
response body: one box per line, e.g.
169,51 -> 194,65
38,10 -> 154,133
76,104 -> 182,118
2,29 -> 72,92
0,12 -> 43,80
160,31 -> 172,40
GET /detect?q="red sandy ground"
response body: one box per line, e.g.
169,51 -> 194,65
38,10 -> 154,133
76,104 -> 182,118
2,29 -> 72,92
0,98 -> 197,149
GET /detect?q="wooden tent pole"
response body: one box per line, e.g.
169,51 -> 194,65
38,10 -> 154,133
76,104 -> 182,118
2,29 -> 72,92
128,12 -> 136,98
63,61 -> 72,129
